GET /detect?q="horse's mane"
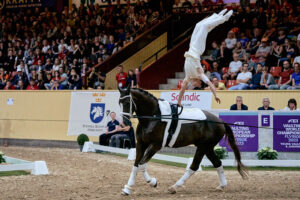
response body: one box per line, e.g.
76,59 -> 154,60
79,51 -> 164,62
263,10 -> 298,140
131,88 -> 158,103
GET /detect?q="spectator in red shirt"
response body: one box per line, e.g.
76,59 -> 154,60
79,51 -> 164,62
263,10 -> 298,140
26,78 -> 38,90
116,65 -> 128,88
4,80 -> 16,90
269,61 -> 293,90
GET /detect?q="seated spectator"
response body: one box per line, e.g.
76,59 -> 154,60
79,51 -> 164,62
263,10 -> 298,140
282,98 -> 300,111
243,53 -> 255,73
26,78 -> 38,90
4,80 -> 16,90
230,96 -> 248,110
238,32 -> 249,49
211,61 -> 222,80
126,69 -> 137,88
99,112 -> 120,146
232,41 -> 246,60
269,61 -> 293,90
229,62 -> 252,90
51,80 -> 60,90
110,119 -> 135,148
58,67 -> 68,89
208,41 -> 220,63
246,28 -> 261,55
258,97 -> 275,110
255,38 -> 270,60
249,63 -> 263,89
268,40 -> 283,66
45,70 -> 60,90
205,77 -> 225,90
225,30 -> 237,50
16,80 -> 25,90
260,66 -> 276,89
12,67 -> 28,88
223,53 -> 242,80
68,69 -> 82,90
287,63 -> 300,90
88,66 -> 106,89
116,65 -> 128,88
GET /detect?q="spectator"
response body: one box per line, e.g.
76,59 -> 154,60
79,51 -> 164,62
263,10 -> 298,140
269,60 -> 293,89
26,78 -> 38,90
68,68 -> 82,90
282,98 -> 300,111
45,70 -> 60,90
243,53 -> 255,73
4,80 -> 16,90
225,30 -> 237,50
230,96 -> 248,110
260,66 -> 276,89
116,65 -> 128,88
232,41 -> 246,60
51,80 -> 60,90
88,66 -> 106,89
255,38 -> 270,60
208,41 -> 220,63
58,67 -> 69,89
223,53 -> 242,81
99,112 -> 120,146
211,61 -> 222,80
110,119 -> 135,148
12,67 -> 28,87
268,40 -> 283,66
205,77 -> 226,90
288,63 -> 300,90
126,69 -> 137,88
249,63 -> 263,89
16,80 -> 25,90
229,62 -> 252,90
246,28 -> 261,55
258,97 -> 275,110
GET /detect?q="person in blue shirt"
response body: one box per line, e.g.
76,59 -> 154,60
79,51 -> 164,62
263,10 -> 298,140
109,118 -> 136,148
288,63 -> 300,90
99,112 -> 120,146
258,97 -> 275,110
249,63 -> 263,89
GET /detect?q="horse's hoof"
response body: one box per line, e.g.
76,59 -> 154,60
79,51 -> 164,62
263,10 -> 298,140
150,178 -> 157,188
121,191 -> 129,196
216,185 -> 226,191
168,186 -> 177,194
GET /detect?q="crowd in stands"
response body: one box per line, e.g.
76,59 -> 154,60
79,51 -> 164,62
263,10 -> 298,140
0,0 -> 161,90
175,0 -> 300,90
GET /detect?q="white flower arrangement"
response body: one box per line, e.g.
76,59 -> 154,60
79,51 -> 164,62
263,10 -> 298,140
214,145 -> 228,159
0,151 -> 5,163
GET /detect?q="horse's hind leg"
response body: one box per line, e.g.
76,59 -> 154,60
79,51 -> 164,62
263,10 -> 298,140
138,144 -> 161,188
206,148 -> 227,190
169,146 -> 205,194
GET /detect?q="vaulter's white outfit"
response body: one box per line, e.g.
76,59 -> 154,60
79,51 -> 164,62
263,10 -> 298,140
184,10 -> 233,82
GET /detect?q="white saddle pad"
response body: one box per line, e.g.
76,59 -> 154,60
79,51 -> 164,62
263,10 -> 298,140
158,100 -> 207,147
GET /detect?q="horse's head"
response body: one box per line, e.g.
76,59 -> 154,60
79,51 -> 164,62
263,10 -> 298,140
118,86 -> 135,124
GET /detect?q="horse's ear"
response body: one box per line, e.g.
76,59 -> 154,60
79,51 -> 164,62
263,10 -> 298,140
126,84 -> 131,93
118,86 -> 125,94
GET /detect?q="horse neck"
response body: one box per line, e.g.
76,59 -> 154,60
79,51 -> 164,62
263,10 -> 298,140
132,92 -> 159,117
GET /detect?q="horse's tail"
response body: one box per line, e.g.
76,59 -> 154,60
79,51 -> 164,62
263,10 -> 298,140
224,123 -> 248,179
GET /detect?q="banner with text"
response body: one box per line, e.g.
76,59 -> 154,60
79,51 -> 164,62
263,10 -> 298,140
219,113 -> 258,152
273,113 -> 300,152
160,91 -> 212,109
68,91 -> 121,137
0,0 -> 54,10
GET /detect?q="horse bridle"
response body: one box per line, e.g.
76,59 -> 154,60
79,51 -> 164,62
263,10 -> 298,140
119,94 -> 137,119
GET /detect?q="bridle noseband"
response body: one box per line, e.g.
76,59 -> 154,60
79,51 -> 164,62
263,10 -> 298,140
119,94 -> 137,119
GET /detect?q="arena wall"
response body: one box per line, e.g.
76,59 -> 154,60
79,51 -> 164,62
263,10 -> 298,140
0,90 -> 299,145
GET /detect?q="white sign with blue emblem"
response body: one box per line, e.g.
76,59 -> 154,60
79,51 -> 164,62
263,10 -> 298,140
68,91 -> 121,136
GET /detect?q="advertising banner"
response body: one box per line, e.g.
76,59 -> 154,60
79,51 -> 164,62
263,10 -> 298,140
0,0 -> 54,10
160,91 -> 212,109
219,113 -> 258,152
68,91 -> 121,137
273,112 -> 300,152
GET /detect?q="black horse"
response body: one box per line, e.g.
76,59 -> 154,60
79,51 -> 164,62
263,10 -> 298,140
118,87 -> 247,195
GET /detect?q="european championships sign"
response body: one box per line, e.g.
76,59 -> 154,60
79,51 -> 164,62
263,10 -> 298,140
68,91 -> 121,137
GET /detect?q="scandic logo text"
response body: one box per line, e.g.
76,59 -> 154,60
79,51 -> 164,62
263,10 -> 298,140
171,93 -> 201,101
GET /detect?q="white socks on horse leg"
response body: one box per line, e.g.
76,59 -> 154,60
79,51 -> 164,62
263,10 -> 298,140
139,164 -> 151,182
174,168 -> 196,189
123,166 -> 138,195
217,166 -> 227,187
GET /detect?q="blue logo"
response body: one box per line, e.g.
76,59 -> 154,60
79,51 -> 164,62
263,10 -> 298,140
90,103 -> 105,123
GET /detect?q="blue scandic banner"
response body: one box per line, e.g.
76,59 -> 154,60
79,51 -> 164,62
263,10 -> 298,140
0,0 -> 54,10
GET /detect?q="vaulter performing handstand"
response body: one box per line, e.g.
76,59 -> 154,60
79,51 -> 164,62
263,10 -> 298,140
177,9 -> 233,107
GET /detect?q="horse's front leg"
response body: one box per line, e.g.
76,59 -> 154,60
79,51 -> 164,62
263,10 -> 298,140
122,125 -> 148,195
138,144 -> 161,188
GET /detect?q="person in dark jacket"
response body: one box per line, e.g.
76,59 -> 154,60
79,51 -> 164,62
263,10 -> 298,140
258,97 -> 275,110
249,63 -> 263,89
230,96 -> 248,110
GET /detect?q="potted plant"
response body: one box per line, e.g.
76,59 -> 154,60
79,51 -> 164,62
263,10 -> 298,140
77,134 -> 89,152
0,151 -> 6,164
214,145 -> 228,159
257,147 -> 278,160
